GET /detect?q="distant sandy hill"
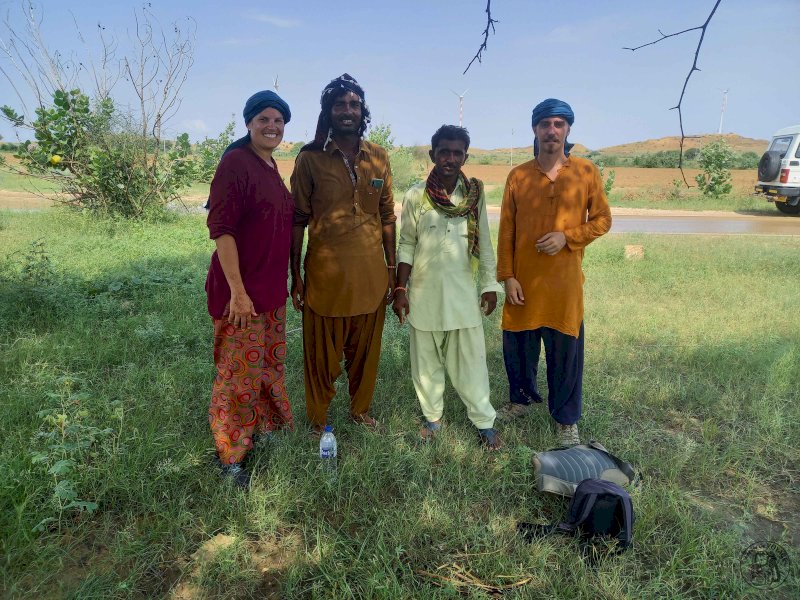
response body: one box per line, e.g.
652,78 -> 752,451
595,133 -> 768,156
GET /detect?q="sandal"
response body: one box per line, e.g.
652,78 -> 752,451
419,420 -> 442,443
350,413 -> 381,430
477,427 -> 502,451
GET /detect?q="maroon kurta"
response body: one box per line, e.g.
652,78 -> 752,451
205,147 -> 294,318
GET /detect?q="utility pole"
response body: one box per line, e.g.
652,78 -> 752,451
450,89 -> 469,127
510,128 -> 514,167
717,89 -> 728,134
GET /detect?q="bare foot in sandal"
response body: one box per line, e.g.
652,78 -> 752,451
420,420 -> 442,442
478,427 -> 502,451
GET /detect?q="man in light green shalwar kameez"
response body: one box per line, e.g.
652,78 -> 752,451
392,125 -> 503,450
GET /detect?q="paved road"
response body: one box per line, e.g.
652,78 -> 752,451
476,207 -> 800,235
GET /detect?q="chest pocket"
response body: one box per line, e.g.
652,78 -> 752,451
360,180 -> 382,214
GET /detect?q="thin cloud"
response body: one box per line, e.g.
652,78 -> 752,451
182,119 -> 209,133
249,13 -> 300,28
219,37 -> 268,47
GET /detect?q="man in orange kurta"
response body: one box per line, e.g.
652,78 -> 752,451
496,99 -> 611,447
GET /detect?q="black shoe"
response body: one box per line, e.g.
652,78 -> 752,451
218,461 -> 251,489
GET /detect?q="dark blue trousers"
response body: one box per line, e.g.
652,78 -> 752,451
502,323 -> 584,425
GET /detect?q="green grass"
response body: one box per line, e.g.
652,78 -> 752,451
0,169 -> 59,194
1,210 -> 798,598
607,188 -> 772,214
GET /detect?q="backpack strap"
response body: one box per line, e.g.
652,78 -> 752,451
618,492 -> 635,548
565,492 -> 598,530
587,441 -> 638,484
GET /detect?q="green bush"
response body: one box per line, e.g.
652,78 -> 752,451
695,139 -> 734,198
2,90 -> 195,218
389,146 -> 425,192
194,118 -> 236,183
368,123 -> 395,151
632,151 -> 682,168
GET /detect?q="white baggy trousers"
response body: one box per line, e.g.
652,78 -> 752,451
409,325 -> 497,430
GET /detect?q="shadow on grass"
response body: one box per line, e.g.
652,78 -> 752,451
2,245 -> 799,597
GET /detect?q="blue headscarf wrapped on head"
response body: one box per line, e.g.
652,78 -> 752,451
531,98 -> 574,157
224,90 -> 292,154
203,90 -> 291,209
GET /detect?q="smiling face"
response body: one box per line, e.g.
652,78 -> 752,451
329,91 -> 363,136
430,138 -> 468,181
247,107 -> 285,154
534,116 -> 569,155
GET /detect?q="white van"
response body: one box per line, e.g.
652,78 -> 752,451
755,125 -> 800,214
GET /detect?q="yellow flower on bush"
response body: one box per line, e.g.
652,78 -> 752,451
49,154 -> 62,166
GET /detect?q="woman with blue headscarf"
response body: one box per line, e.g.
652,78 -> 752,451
205,90 -> 294,488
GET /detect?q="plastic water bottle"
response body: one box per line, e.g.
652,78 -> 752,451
319,425 -> 337,481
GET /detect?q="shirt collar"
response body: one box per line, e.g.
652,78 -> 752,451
324,137 -> 365,156
533,155 -> 571,173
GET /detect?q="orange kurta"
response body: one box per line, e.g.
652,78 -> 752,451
496,156 -> 611,337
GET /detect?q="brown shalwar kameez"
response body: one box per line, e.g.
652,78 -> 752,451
291,139 -> 395,426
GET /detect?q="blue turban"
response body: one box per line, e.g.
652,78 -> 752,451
202,90 -> 291,209
218,91 -> 292,157
243,90 -> 291,125
531,98 -> 575,157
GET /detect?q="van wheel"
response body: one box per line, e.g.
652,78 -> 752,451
758,151 -> 782,181
776,202 -> 800,215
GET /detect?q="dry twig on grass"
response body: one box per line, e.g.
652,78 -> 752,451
623,0 -> 724,187
415,562 -> 531,594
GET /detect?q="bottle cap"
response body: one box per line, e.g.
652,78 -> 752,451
324,425 -> 333,432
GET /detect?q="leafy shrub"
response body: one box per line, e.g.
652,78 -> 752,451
2,92 -> 196,218
368,123 -> 395,151
695,139 -> 734,198
684,148 -> 700,161
195,118 -> 236,183
389,146 -> 425,192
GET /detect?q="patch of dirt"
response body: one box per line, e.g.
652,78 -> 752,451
686,490 -> 799,548
0,164 -> 758,209
169,530 -> 305,599
461,164 -> 757,193
0,190 -> 55,209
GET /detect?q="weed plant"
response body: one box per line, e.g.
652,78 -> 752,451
0,211 -> 798,598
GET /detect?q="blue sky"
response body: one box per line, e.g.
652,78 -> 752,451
1,0 -> 797,150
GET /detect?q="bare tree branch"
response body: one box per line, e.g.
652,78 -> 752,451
624,0 -> 724,186
463,0 -> 498,75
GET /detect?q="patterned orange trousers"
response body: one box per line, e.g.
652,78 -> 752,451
209,306 -> 294,464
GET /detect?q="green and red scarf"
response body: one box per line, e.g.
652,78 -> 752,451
425,170 -> 483,260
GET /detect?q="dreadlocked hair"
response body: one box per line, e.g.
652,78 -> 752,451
300,75 -> 372,153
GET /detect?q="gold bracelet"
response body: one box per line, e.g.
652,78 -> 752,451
394,286 -> 407,293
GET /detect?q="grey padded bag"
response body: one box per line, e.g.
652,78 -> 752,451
532,441 -> 636,497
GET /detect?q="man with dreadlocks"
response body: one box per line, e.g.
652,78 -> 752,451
496,98 -> 611,447
290,74 -> 396,434
392,125 -> 503,450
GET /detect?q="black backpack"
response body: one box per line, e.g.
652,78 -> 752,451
518,478 -> 635,553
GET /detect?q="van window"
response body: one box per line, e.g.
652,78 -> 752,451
769,136 -> 794,157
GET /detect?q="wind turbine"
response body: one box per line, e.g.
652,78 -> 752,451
273,75 -> 279,92
450,88 -> 469,127
717,88 -> 728,134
